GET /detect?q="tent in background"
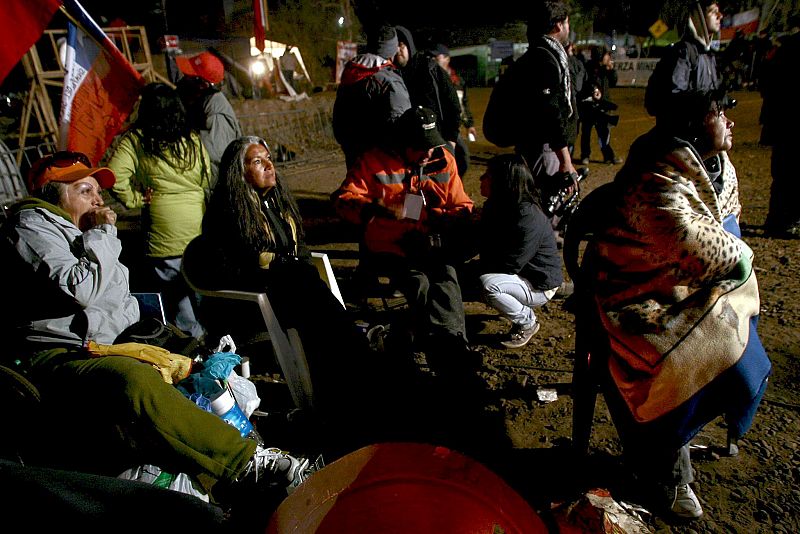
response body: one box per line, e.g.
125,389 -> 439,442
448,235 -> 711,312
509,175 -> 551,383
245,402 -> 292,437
248,38 -> 312,97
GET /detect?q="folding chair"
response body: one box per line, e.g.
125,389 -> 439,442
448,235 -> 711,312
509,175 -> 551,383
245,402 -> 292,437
181,238 -> 315,411
0,363 -> 42,463
352,250 -> 409,311
562,182 -> 618,455
310,252 -> 345,309
564,183 -> 740,456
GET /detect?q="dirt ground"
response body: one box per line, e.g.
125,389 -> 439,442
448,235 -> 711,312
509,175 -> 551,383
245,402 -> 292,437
226,87 -> 799,532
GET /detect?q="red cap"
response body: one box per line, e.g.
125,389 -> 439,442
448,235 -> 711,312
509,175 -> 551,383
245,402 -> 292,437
27,151 -> 116,192
176,51 -> 225,84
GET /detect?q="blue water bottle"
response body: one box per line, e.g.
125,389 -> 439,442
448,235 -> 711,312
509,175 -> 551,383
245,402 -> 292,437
209,388 -> 254,438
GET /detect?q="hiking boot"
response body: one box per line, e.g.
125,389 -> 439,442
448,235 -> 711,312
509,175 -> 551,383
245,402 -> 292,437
500,321 -> 540,349
669,484 -> 703,520
240,446 -> 313,494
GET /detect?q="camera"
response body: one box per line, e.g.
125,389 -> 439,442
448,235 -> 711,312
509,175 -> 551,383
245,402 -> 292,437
604,112 -> 620,127
545,167 -> 589,219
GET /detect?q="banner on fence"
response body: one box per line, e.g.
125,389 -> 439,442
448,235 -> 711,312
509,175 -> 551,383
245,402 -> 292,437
613,58 -> 659,88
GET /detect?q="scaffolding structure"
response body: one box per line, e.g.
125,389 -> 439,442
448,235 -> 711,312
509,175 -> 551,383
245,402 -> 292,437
16,25 -> 169,165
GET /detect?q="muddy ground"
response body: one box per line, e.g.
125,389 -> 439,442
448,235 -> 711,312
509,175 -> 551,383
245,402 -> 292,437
250,86 -> 800,533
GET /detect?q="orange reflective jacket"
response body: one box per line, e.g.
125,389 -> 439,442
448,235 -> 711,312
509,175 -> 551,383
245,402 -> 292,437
332,146 -> 473,257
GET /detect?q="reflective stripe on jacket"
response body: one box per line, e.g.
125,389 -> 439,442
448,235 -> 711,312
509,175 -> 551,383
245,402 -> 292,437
332,146 -> 472,256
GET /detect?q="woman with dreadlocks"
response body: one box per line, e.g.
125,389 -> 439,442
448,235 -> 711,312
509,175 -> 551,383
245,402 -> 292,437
108,82 -> 211,338
185,136 -> 382,450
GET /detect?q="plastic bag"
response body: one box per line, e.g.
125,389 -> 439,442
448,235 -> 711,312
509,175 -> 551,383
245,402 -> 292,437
228,370 -> 261,418
188,392 -> 213,413
118,464 -> 209,502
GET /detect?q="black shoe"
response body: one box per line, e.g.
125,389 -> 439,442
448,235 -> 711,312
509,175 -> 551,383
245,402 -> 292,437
765,224 -> 800,239
425,333 -> 482,374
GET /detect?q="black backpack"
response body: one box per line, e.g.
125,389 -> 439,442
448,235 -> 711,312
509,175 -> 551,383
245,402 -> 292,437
483,46 -> 566,148
483,59 -> 519,148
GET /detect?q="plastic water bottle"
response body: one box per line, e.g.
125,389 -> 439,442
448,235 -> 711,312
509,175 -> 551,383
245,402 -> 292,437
210,389 -> 254,438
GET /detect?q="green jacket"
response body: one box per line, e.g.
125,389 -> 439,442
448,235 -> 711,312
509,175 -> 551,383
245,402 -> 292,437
109,132 -> 211,258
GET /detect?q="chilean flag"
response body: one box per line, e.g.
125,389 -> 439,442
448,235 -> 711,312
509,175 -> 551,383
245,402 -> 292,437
59,0 -> 144,165
720,8 -> 760,40
0,0 -> 63,84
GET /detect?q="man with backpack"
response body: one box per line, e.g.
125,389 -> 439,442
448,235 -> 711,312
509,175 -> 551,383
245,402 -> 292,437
482,1 -> 578,195
333,25 -> 411,169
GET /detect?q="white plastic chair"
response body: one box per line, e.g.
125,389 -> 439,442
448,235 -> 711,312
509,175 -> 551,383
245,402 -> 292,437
181,243 -> 314,411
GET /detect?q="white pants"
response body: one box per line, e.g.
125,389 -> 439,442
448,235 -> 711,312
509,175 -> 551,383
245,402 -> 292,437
480,273 -> 558,327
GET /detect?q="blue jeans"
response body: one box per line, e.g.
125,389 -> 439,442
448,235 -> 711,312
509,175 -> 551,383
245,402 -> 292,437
149,256 -> 204,338
480,273 -> 558,328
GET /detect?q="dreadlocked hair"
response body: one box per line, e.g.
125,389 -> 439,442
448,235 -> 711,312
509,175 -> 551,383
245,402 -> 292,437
132,82 -> 200,172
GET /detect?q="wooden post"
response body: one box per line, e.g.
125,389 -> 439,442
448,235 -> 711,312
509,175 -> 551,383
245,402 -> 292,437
14,25 -> 170,162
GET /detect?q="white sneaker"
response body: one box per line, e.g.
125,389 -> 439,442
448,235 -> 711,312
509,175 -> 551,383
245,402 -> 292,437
500,321 -> 540,349
243,446 -> 312,494
670,484 -> 703,519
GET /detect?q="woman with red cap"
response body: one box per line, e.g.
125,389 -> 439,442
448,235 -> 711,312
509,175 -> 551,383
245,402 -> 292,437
176,50 -> 242,178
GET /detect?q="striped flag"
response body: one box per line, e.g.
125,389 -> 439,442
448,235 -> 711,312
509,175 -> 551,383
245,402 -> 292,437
254,0 -> 269,53
0,0 -> 63,84
59,0 -> 145,165
720,8 -> 760,39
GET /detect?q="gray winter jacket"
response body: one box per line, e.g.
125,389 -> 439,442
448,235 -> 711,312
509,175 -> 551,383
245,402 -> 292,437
333,53 -> 411,167
3,199 -> 140,349
200,91 -> 243,179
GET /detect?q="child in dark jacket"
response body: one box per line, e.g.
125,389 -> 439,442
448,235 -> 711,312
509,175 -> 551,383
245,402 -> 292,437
478,154 -> 563,349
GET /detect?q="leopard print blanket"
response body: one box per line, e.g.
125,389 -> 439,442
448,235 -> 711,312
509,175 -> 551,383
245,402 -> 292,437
590,131 -> 764,424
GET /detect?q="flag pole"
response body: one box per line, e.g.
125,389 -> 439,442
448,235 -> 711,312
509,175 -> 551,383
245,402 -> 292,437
59,0 -> 144,83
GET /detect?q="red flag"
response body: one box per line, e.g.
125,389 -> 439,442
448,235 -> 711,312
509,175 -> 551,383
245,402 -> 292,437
0,0 -> 63,83
254,0 -> 269,53
59,1 -> 145,165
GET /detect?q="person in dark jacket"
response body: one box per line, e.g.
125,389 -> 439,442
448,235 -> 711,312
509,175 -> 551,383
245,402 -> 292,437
478,154 -> 563,349
431,43 -> 477,178
579,48 -> 622,165
645,1 -> 724,118
566,41 -> 587,158
332,25 -> 411,169
393,26 -> 463,163
759,18 -> 800,238
430,43 -> 478,179
187,136 -> 376,423
481,1 -> 576,296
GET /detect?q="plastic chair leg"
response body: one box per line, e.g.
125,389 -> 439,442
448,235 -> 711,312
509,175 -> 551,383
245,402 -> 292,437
571,348 -> 598,455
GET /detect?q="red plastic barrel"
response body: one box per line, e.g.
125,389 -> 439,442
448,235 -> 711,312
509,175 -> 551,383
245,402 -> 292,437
267,442 -> 547,534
